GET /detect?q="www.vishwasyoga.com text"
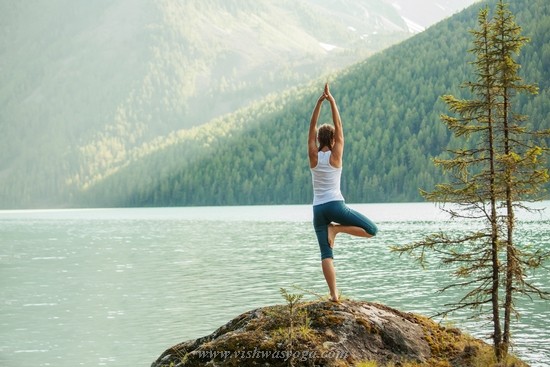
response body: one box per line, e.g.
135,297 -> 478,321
197,348 -> 349,362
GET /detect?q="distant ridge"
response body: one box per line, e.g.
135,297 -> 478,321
2,0 -> 473,208
77,0 -> 549,207
1,1 -> 543,208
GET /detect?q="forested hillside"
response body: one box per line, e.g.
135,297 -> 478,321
77,0 -> 550,207
3,0 -> 467,209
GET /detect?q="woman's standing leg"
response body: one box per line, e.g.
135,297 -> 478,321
316,225 -> 339,301
322,258 -> 338,301
314,204 -> 339,301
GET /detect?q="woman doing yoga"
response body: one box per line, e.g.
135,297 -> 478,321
308,83 -> 378,302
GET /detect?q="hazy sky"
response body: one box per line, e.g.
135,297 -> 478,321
387,0 -> 481,28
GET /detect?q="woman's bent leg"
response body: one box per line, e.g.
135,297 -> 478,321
329,202 -> 378,245
330,223 -> 373,242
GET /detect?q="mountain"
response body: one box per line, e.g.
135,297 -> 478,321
0,0 -> 515,208
75,0 -> 550,207
388,0 -> 482,30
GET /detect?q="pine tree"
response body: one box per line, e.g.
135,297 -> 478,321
490,0 -> 549,359
394,1 -> 549,362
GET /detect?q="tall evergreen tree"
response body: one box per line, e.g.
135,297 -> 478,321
490,0 -> 549,358
394,1 -> 549,362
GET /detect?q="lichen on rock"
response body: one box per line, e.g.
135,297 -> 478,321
151,300 -> 527,367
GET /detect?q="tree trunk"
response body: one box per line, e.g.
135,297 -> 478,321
502,82 -> 513,360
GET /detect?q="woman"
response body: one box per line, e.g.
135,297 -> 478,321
308,83 -> 378,302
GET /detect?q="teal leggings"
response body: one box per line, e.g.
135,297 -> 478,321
313,200 -> 378,260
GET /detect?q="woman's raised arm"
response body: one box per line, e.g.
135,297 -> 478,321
325,84 -> 343,168
308,92 -> 325,168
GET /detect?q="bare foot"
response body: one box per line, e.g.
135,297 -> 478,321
328,223 -> 338,248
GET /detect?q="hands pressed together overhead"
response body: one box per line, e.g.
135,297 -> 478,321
318,83 -> 335,103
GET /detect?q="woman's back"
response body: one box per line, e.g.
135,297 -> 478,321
311,150 -> 344,206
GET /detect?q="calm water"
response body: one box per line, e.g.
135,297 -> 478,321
1,203 -> 549,367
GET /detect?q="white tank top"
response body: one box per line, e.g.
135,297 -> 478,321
311,150 -> 345,206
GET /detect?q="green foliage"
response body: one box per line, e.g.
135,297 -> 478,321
0,0 -> 414,209
272,288 -> 311,367
74,0 -> 550,208
280,287 -> 304,310
355,362 -> 378,367
394,1 -> 549,363
1,0 -> 549,208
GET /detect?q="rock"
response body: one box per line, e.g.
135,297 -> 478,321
151,299 -> 527,367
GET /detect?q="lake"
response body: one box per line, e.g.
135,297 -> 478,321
1,202 -> 549,366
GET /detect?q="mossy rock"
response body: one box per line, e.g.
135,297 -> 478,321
151,300 -> 528,367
